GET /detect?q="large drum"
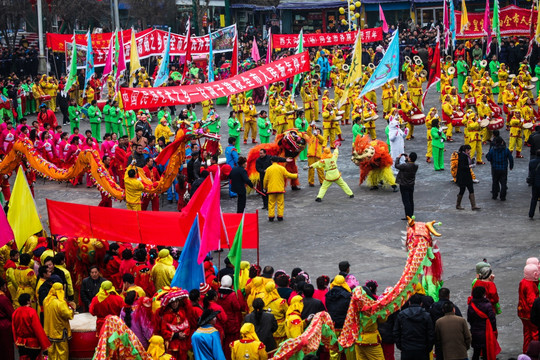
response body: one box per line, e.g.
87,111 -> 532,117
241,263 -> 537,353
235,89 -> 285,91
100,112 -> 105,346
451,111 -> 465,127
69,313 -> 98,360
488,117 -> 504,130
97,100 -> 107,111
39,95 -> 52,102
491,106 -> 502,117
409,114 -> 426,125
465,97 -> 476,106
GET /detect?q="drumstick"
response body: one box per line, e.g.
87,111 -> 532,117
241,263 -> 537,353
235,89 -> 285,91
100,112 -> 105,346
251,187 -> 266,196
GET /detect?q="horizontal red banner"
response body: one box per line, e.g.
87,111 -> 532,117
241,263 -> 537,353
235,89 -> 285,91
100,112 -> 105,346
272,28 -> 383,49
120,51 -> 311,111
46,199 -> 259,249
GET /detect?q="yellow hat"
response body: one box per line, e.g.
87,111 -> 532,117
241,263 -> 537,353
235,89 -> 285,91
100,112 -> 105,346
159,249 -> 170,258
330,275 -> 351,292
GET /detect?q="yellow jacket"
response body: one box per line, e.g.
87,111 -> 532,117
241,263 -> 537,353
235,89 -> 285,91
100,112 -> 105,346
476,101 -> 491,118
55,264 -> 74,298
322,108 -> 337,129
155,123 -> 174,141
150,259 -> 175,290
124,165 -> 146,205
509,117 -> 523,137
230,340 -> 267,360
408,78 -> 423,96
44,292 -> 73,340
307,134 -> 325,158
382,82 -> 395,100
263,163 -> 297,194
243,104 -> 257,121
442,102 -> 454,116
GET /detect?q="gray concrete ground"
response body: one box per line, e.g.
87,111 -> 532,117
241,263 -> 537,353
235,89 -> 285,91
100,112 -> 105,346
17,84 -> 540,359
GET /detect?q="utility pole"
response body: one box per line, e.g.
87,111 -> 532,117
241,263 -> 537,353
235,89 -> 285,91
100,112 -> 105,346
37,0 -> 47,74
113,0 -> 120,30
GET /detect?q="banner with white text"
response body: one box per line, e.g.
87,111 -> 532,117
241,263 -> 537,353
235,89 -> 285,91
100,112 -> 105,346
272,28 -> 383,49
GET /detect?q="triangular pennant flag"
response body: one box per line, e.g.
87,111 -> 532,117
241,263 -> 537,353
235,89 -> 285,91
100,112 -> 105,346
228,213 -> 245,291
197,168 -> 222,264
171,215 -> 205,291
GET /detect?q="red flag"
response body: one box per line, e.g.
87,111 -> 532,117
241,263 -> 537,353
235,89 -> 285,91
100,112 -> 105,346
182,18 -> 192,80
197,168 -> 222,264
422,29 -> 441,107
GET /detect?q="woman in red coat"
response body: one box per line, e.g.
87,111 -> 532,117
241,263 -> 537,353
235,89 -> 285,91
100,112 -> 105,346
216,275 -> 248,360
89,281 -> 125,334
202,289 -> 228,341
0,278 -> 16,360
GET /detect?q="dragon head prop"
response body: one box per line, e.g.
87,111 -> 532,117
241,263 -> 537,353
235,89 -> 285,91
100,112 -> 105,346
276,129 -> 309,158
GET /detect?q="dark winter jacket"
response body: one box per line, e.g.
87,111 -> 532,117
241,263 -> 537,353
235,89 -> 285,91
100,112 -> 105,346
467,297 -> 497,348
430,299 -> 462,325
325,286 -> 352,329
456,152 -> 473,187
393,304 -> 434,352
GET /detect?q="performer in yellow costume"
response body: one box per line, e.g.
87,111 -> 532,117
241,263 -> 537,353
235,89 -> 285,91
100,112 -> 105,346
382,80 -> 396,118
466,111 -> 484,164
243,98 -> 258,144
44,282 -> 74,360
201,98 -> 214,120
230,323 -> 268,360
408,72 -> 425,109
262,281 -> 288,346
322,100 -> 338,148
508,109 -> 524,158
13,254 -> 37,309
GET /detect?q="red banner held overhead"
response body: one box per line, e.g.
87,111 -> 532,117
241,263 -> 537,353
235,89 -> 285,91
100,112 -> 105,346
272,28 -> 383,49
455,5 -> 537,39
120,51 -> 311,111
46,199 -> 259,249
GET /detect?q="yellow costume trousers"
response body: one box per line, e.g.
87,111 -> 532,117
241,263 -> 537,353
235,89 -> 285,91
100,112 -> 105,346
366,127 -> 376,140
275,123 -> 287,135
406,123 -> 414,139
238,112 -> 244,127
426,133 -> 432,158
411,95 -> 422,109
343,105 -> 351,123
482,128 -> 492,143
308,157 -> 325,185
354,344 -> 384,360
323,128 -> 336,148
470,140 -> 483,162
49,341 -> 69,360
317,178 -> 353,198
366,91 -> 377,104
305,109 -> 313,123
286,116 -> 295,130
445,123 -> 454,138
244,120 -> 257,141
127,203 -> 141,211
509,135 -> 523,152
314,101 -> 320,120
268,193 -> 284,218
382,99 -> 394,115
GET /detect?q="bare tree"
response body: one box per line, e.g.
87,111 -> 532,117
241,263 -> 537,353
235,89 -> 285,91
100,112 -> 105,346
47,0 -> 110,33
0,0 -> 30,51
126,0 -> 176,30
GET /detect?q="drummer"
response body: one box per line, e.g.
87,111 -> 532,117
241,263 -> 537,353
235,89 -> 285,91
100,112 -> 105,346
334,84 -> 350,125
481,72 -> 496,102
467,110 -> 484,164
462,109 -> 476,146
497,64 -> 509,104
382,80 -> 397,119
522,98 -> 535,143
322,100 -> 338,148
284,91 -> 297,130
408,72 -> 425,111
362,99 -> 378,140
442,94 -> 457,142
398,92 -> 415,140
477,95 -> 493,143
462,76 -> 476,110
508,109 -> 525,158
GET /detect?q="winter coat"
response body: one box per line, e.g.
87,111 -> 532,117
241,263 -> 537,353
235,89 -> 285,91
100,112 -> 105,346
467,297 -> 496,348
325,286 -> 351,329
393,304 -> 434,352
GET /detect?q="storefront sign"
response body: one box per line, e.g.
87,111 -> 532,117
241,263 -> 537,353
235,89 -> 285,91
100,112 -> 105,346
272,27 -> 383,49
120,51 -> 311,111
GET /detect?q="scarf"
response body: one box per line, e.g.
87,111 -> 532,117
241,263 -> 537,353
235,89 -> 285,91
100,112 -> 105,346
96,280 -> 119,303
43,282 -> 65,309
240,323 -> 260,342
470,302 -> 501,360
286,295 -> 304,318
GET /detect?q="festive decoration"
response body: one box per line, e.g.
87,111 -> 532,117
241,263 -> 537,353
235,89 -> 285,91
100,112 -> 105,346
351,135 -> 394,187
271,218 -> 442,359
0,131 -> 195,200
93,315 -> 151,360
272,28 -> 383,49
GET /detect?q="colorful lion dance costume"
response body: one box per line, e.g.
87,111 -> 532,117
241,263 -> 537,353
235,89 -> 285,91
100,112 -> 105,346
351,135 -> 396,188
246,129 -> 309,189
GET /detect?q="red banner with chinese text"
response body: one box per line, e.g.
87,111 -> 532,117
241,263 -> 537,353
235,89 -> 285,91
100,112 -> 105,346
120,51 -> 311,111
46,199 -> 259,249
272,28 -> 383,49
455,5 -> 537,39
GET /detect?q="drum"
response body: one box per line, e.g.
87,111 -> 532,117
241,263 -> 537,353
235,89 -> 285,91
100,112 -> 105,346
491,107 -> 502,117
523,122 -> 534,129
480,119 -> 490,128
409,114 -> 426,125
69,313 -> 98,360
335,115 -> 343,121
39,95 -> 51,102
525,85 -> 535,90
488,117 -> 504,130
465,97 -> 476,106
337,110 -> 345,115
532,77 -> 539,83
451,116 -> 464,127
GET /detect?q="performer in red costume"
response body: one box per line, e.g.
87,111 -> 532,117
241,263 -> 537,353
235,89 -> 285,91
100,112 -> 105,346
141,158 -> 161,211
518,263 -> 540,353
89,281 -> 125,334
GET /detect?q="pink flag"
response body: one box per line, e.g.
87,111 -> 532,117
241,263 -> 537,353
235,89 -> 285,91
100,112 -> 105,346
379,5 -> 389,33
0,207 -> 14,248
231,27 -> 238,76
443,0 -> 449,50
484,0 -> 492,55
102,32 -> 115,79
117,31 -> 126,79
197,167 -> 222,264
251,36 -> 261,62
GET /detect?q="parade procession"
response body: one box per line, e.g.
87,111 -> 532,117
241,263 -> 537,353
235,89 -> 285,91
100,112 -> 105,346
3,0 -> 540,359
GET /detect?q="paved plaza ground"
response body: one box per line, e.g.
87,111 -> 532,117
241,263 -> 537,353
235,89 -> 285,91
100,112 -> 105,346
16,85 -> 540,358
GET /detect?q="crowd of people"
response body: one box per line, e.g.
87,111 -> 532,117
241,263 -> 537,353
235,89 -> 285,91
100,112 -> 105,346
2,238 -> 540,360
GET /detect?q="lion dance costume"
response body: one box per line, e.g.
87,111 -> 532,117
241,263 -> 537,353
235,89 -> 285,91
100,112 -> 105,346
351,135 -> 396,188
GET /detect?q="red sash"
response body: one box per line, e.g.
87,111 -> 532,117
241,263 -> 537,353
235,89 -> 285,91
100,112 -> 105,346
470,302 -> 501,360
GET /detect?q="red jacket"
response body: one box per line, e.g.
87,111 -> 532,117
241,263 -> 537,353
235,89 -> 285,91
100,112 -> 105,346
473,280 -> 499,312
216,289 -> 248,335
518,278 -> 539,320
89,294 -> 125,334
11,304 -> 51,350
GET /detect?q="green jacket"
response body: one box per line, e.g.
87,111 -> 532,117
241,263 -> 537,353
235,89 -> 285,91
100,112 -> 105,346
456,60 -> 468,77
294,117 -> 308,132
88,105 -> 102,124
207,119 -> 221,133
311,148 -> 341,181
258,116 -> 272,135
431,127 -> 446,149
158,110 -> 172,125
110,106 -> 121,124
352,123 -> 365,142
124,110 -> 136,127
68,105 -> 81,122
103,104 -> 113,123
228,117 -> 241,137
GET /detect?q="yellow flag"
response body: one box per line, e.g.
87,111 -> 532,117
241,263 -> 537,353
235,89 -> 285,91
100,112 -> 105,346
460,0 -> 469,34
536,5 -> 540,44
129,28 -> 142,86
338,31 -> 362,108
7,166 -> 42,250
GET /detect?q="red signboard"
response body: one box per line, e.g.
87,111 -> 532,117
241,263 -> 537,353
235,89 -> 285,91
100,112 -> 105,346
272,27 -> 383,49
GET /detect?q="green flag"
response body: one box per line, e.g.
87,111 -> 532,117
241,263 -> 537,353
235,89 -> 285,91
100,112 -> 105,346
290,29 -> 304,98
492,0 -> 501,48
63,35 -> 78,96
228,214 -> 245,291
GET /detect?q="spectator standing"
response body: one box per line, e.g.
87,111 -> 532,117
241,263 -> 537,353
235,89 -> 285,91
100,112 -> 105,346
395,152 -> 418,220
229,156 -> 254,213
435,301 -> 471,360
529,150 -> 540,219
467,286 -> 499,360
486,137 -> 514,201
80,265 -> 105,311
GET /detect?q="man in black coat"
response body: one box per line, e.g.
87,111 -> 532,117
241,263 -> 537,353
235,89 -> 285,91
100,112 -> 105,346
229,156 -> 254,213
393,294 -> 434,360
326,275 -> 352,331
301,284 -> 325,320
80,265 -> 105,311
527,125 -> 540,159
529,150 -> 540,219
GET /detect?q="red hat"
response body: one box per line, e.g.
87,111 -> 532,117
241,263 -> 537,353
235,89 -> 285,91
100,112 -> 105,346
199,283 -> 211,295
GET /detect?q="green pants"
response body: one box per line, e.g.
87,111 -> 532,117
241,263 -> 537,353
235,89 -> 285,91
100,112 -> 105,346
90,122 -> 101,141
70,120 -> 80,134
25,98 -> 36,115
105,121 -> 114,134
111,122 -> 122,137
317,177 -> 353,199
125,125 -> 135,139
260,135 -> 270,144
230,135 -> 241,154
433,147 -> 444,170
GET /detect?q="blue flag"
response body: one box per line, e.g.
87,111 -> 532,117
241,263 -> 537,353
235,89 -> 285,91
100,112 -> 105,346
154,28 -> 171,87
449,0 -> 456,47
359,30 -> 400,97
208,27 -> 215,83
171,215 -> 205,291
83,30 -> 94,93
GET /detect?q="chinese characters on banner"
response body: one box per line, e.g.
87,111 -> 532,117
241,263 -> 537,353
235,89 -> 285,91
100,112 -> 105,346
120,51 -> 311,111
272,28 -> 383,49
455,5 -> 537,39
51,26 -> 237,69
